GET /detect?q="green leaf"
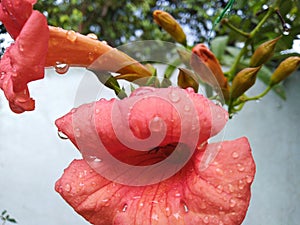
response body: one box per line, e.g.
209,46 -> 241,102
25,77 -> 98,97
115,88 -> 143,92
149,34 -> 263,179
210,35 -> 229,60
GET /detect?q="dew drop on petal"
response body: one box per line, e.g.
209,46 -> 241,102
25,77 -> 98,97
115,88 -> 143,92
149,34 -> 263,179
168,90 -> 181,103
217,184 -> 223,193
238,180 -> 244,190
64,183 -> 71,192
228,184 -> 234,193
55,62 -> 69,75
174,193 -> 181,198
87,33 -> 98,40
231,151 -> 239,159
165,207 -> 171,217
18,42 -> 24,52
229,198 -> 236,207
186,87 -> 194,93
0,72 -> 5,80
184,104 -> 191,112
88,52 -> 95,61
237,163 -> 245,172
74,128 -> 81,138
122,203 -> 128,212
173,212 -> 181,220
246,175 -> 253,183
132,87 -> 155,96
66,30 -> 77,42
132,195 -> 141,200
149,116 -> 164,132
151,214 -> 159,221
203,216 -> 209,224
182,203 -> 189,213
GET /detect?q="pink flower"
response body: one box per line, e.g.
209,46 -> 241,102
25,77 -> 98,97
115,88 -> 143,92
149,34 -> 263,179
0,0 -> 49,113
55,87 -> 255,225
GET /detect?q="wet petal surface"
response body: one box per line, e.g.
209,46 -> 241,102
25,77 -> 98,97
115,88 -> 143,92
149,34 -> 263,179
56,137 -> 255,225
0,11 -> 49,113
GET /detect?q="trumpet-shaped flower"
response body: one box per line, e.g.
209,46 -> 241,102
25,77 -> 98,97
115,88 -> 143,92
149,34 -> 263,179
55,87 -> 255,225
0,0 -> 49,113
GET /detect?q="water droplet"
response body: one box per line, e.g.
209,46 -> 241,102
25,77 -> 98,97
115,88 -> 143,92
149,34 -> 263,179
228,184 -> 234,193
173,212 -> 180,220
229,198 -> 236,207
182,203 -> 189,213
174,193 -> 181,197
149,116 -> 164,132
237,163 -> 245,172
66,30 -> 77,42
186,87 -> 194,93
246,175 -> 253,183
132,196 -> 141,200
18,42 -> 24,52
64,183 -> 71,192
132,87 -> 155,96
0,72 -> 5,80
219,221 -> 224,225
151,200 -> 158,204
79,182 -> 84,187
151,214 -> 159,221
232,151 -> 239,159
255,99 -> 261,103
122,203 -> 128,212
184,104 -> 191,112
91,182 -> 96,186
168,90 -> 180,103
88,52 -> 95,61
74,127 -> 81,138
87,33 -> 98,40
238,180 -> 244,190
95,108 -> 100,114
139,202 -> 144,207
215,168 -> 224,175
165,207 -> 171,217
55,62 -> 69,75
203,216 -> 209,224
216,184 -> 223,193
57,131 -> 69,140
93,158 -> 102,163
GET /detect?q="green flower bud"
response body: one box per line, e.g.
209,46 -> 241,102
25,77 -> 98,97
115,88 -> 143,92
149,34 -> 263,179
250,36 -> 281,67
270,56 -> 300,86
231,66 -> 261,100
153,10 -> 187,46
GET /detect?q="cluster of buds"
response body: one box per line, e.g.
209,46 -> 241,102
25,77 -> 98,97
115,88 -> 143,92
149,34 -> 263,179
152,10 -> 300,110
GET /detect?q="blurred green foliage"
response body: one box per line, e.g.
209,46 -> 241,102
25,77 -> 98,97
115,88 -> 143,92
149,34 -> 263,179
32,0 -> 299,49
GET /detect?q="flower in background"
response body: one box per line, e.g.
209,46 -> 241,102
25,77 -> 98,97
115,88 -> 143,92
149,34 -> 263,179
0,0 -> 49,113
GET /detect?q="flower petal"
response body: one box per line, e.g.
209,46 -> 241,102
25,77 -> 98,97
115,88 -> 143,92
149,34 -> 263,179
46,26 -> 152,78
0,0 -> 36,39
55,137 -> 255,225
55,87 -> 228,165
0,11 -> 49,113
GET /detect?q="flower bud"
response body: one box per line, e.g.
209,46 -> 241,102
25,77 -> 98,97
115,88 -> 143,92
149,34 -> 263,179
250,36 -> 281,67
153,10 -> 187,46
231,66 -> 261,100
177,68 -> 199,92
270,56 -> 300,86
191,43 -> 230,100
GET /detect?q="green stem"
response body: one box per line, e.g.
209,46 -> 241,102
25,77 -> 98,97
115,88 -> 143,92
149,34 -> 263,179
221,19 -> 250,38
234,85 -> 272,105
226,6 -> 275,81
